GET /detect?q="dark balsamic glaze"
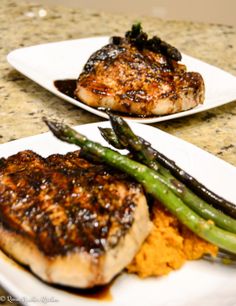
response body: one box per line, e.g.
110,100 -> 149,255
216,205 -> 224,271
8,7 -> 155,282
7,256 -> 113,301
54,79 -> 78,99
55,283 -> 113,301
54,79 -> 158,120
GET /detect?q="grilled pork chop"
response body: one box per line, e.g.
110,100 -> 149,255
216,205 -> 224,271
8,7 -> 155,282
0,150 -> 151,288
76,24 -> 205,116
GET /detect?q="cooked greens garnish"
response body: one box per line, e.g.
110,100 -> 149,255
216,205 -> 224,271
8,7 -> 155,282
125,23 -> 182,61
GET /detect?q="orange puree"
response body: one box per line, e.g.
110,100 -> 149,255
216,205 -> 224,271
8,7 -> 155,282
127,201 -> 218,277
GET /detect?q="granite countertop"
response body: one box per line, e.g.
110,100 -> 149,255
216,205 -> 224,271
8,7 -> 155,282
0,0 -> 236,304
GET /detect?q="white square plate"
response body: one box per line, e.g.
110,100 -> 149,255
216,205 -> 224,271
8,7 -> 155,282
7,37 -> 236,123
0,121 -> 235,306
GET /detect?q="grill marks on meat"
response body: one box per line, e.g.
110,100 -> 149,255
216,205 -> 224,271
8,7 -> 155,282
75,39 -> 205,116
0,151 -> 140,255
0,150 -> 150,287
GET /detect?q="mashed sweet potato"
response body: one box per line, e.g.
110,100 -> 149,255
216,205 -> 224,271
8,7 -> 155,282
127,201 -> 218,277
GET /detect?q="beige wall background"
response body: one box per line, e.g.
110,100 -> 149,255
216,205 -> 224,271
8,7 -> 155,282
23,0 -> 236,26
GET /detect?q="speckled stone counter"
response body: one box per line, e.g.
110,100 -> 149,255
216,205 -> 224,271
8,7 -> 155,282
0,0 -> 236,303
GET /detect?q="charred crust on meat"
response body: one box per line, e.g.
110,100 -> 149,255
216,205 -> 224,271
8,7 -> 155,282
82,44 -> 126,74
0,158 -> 6,172
82,23 -> 181,76
0,150 -> 143,257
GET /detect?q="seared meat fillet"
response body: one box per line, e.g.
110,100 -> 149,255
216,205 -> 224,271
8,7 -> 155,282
0,150 -> 151,288
76,35 -> 205,116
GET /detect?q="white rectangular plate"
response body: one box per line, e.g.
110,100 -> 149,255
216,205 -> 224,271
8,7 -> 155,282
7,37 -> 236,123
0,121 -> 236,306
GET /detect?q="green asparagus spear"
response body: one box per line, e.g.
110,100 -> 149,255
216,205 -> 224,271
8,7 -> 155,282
43,117 -> 236,254
149,144 -> 236,218
100,125 -> 236,234
100,123 -> 236,261
107,113 -> 236,220
99,127 -> 236,233
98,127 -> 125,150
204,249 -> 236,265
106,114 -> 236,232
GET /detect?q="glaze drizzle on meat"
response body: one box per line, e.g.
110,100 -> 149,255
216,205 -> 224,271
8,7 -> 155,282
75,23 -> 205,116
0,150 -> 151,287
0,150 -> 144,256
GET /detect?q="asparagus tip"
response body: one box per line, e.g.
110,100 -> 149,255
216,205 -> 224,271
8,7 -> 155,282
42,117 -> 69,141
